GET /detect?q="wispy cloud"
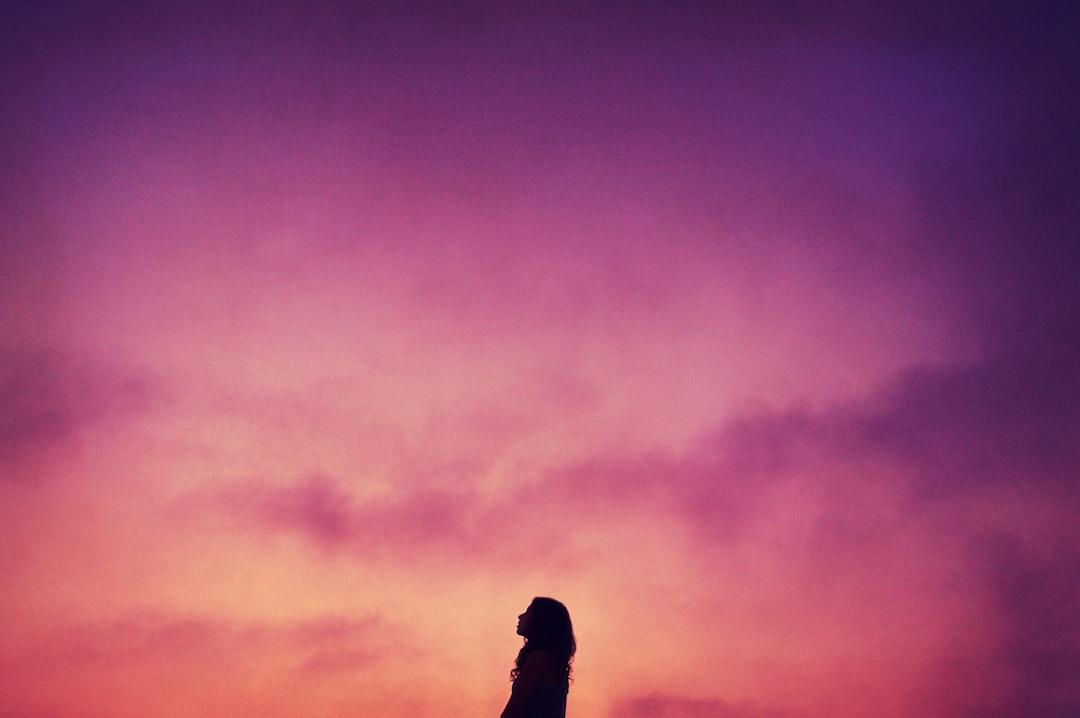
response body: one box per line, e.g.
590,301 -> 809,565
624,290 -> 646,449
194,473 -> 481,555
0,610 -> 409,716
0,346 -> 155,467
5,611 -> 396,673
610,693 -> 791,718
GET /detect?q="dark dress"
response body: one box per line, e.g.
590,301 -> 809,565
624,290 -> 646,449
521,673 -> 568,718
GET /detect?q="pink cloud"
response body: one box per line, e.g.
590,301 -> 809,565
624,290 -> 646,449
0,610 -> 405,715
4,611 -> 394,673
0,346 -> 156,466
166,337 -> 1079,714
201,473 -> 480,554
611,694 -> 791,718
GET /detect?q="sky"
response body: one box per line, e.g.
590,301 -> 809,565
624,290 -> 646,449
2,2 -> 1078,717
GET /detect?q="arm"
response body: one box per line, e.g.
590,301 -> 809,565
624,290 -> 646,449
500,650 -> 550,718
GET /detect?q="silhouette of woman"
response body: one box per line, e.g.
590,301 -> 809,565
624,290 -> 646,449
500,597 -> 575,718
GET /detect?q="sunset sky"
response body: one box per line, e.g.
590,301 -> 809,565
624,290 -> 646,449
2,3 -> 1078,717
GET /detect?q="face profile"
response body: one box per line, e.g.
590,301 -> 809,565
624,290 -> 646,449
515,605 -> 533,637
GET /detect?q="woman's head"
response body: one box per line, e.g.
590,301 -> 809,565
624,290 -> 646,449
511,597 -> 576,683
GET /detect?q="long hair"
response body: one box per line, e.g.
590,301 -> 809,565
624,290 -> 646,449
510,597 -> 576,686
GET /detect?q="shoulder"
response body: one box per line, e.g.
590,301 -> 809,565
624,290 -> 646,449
522,649 -> 566,687
522,649 -> 551,670
511,649 -> 551,696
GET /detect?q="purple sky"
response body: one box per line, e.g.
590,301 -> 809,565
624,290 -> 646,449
2,3 -> 1079,717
